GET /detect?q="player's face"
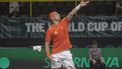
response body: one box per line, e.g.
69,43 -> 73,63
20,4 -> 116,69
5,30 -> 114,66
54,12 -> 61,21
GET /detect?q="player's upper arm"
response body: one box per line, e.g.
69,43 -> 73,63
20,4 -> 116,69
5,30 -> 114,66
45,29 -> 52,42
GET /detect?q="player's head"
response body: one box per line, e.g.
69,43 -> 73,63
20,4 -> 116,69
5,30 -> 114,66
91,40 -> 98,48
49,11 -> 61,22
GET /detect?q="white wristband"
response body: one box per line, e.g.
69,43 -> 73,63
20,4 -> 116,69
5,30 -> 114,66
76,4 -> 81,10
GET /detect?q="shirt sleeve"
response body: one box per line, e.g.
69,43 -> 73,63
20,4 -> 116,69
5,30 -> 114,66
45,29 -> 52,42
62,17 -> 70,26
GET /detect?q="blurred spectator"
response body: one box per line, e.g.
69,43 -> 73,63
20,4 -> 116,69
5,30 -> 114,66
88,40 -> 106,69
118,45 -> 122,48
9,2 -> 20,18
115,0 -> 122,15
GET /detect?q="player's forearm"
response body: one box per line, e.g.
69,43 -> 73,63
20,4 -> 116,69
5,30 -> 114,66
67,4 -> 81,20
45,42 -> 51,57
89,55 -> 95,61
100,54 -> 104,61
90,58 -> 94,61
67,0 -> 89,20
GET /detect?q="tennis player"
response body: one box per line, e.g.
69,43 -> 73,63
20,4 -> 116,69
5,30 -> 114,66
45,0 -> 90,69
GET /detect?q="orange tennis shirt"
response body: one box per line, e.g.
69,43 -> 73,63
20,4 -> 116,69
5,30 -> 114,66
45,17 -> 72,54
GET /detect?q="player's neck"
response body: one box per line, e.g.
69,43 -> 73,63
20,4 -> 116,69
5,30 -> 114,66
53,20 -> 59,25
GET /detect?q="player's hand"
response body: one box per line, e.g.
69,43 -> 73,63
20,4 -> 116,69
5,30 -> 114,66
93,60 -> 97,64
48,55 -> 54,61
48,55 -> 59,62
80,0 -> 90,7
101,60 -> 105,63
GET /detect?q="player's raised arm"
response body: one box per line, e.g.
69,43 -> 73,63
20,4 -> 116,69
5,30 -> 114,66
67,0 -> 90,21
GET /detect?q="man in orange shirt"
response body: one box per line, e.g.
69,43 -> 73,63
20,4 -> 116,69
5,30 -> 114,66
45,0 -> 89,69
